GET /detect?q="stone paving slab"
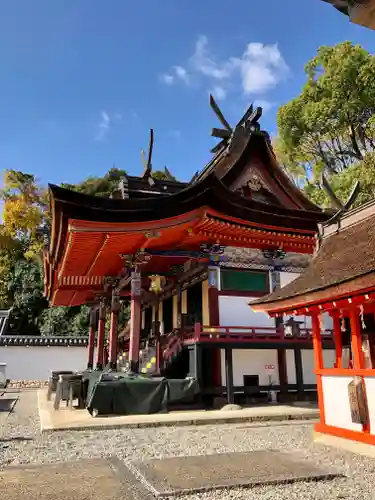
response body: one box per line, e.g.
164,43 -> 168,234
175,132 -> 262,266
37,389 -> 319,432
129,450 -> 342,497
0,458 -> 154,500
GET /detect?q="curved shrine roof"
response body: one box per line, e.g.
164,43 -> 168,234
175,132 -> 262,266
251,201 -> 375,314
44,102 -> 330,307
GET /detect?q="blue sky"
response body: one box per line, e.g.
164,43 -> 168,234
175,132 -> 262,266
0,0 -> 374,187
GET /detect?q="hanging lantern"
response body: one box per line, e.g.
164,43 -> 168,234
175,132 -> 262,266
149,275 -> 165,293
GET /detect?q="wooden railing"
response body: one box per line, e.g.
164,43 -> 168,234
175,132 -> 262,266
181,323 -> 333,344
162,331 -> 182,361
159,323 -> 334,364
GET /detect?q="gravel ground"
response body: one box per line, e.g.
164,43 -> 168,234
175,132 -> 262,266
1,391 -> 375,499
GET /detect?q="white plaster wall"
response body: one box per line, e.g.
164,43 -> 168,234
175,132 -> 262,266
301,350 -> 316,384
221,349 -> 279,387
301,349 -> 335,384
322,375 -> 364,432
323,349 -> 336,369
0,346 -> 90,381
219,296 -> 275,328
364,377 -> 375,436
286,349 -> 296,384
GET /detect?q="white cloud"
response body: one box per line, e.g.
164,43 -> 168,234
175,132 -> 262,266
253,99 -> 274,113
174,65 -> 190,84
160,35 -> 289,100
160,73 -> 175,85
96,111 -> 122,141
191,35 -> 234,80
239,43 -> 289,95
160,66 -> 190,86
210,85 -> 227,101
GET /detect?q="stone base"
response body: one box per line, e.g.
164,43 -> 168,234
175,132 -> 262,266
314,431 -> 375,458
0,458 -> 154,500
130,450 -> 342,496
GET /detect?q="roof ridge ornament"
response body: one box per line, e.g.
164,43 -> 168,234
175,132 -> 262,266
141,129 -> 155,186
320,173 -> 360,224
209,94 -> 263,154
163,165 -> 175,181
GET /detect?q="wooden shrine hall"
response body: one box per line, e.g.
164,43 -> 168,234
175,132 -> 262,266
252,197 -> 375,446
44,96 -> 336,409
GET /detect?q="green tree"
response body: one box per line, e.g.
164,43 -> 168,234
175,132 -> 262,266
0,167 -> 131,335
61,167 -> 127,198
7,260 -> 47,335
277,41 -> 375,187
152,169 -> 177,181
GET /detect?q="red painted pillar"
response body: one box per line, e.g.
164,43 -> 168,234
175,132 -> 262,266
129,270 -> 142,373
95,300 -> 106,370
87,307 -> 96,370
208,266 -> 221,387
311,313 -> 325,425
349,308 -> 365,369
108,287 -> 120,370
331,311 -> 343,368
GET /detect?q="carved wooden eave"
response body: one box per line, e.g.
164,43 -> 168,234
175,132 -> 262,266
221,247 -> 311,273
192,96 -> 322,212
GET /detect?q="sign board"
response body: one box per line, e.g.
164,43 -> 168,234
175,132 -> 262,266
348,377 -> 368,425
264,364 -> 276,371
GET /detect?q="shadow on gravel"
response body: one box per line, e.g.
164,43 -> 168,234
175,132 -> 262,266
0,398 -> 18,412
0,437 -> 34,443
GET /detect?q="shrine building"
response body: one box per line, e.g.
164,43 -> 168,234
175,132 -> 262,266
252,199 -> 375,446
322,0 -> 375,30
44,97 -> 335,407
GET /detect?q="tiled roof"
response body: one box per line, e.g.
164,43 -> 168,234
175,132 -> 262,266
0,336 -> 89,347
252,206 -> 375,307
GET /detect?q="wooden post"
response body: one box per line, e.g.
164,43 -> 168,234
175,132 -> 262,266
87,307 -> 96,370
225,347 -> 234,405
294,348 -> 304,399
277,349 -> 288,394
154,298 -> 161,374
129,270 -> 142,373
176,282 -> 182,329
349,308 -> 365,369
331,311 -> 343,368
311,312 -> 325,424
95,300 -> 106,370
108,288 -> 120,370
